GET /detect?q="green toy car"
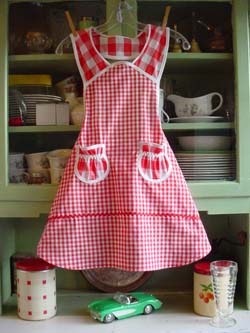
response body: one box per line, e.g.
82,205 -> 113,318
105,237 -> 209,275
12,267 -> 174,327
88,292 -> 162,323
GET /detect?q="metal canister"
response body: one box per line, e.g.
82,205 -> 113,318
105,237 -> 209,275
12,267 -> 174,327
193,261 -> 216,317
16,258 -> 56,320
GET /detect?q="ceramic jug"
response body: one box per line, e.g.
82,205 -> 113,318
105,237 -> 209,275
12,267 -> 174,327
167,92 -> 223,117
158,89 -> 169,123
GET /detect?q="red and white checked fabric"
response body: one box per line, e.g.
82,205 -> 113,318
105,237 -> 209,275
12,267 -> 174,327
75,144 -> 109,184
37,24 -> 211,271
138,143 -> 172,183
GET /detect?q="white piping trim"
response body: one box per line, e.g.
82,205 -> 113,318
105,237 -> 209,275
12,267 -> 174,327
74,144 -> 110,185
137,142 -> 172,184
71,25 -> 168,87
70,33 -> 86,87
156,27 -> 170,85
85,61 -> 157,87
141,151 -> 165,158
155,28 -> 170,122
101,54 -> 139,60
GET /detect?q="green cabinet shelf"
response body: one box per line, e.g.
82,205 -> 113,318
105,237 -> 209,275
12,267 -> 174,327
9,53 -> 233,74
9,125 -> 81,133
161,122 -> 234,131
8,122 -> 234,133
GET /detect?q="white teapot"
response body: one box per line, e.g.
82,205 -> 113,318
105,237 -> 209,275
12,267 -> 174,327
167,92 -> 223,117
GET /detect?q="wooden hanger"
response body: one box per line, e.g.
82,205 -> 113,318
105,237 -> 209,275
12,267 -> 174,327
65,10 -> 77,37
162,6 -> 171,29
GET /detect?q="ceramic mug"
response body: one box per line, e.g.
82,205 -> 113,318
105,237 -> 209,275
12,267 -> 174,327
47,149 -> 71,169
9,168 -> 28,184
9,152 -> 24,169
25,152 -> 49,170
50,167 -> 65,185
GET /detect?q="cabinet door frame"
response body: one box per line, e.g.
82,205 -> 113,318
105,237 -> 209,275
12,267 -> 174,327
0,1 -> 9,192
1,0 -> 250,216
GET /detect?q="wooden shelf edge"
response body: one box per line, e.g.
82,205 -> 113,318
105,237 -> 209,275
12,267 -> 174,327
9,53 -> 233,62
162,122 -> 234,131
9,125 -> 80,133
8,123 -> 233,133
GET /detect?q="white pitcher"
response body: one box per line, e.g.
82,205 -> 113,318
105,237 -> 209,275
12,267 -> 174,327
159,89 -> 169,123
167,92 -> 223,117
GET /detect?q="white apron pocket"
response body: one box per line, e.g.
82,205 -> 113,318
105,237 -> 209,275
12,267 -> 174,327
74,144 -> 110,184
138,142 -> 172,183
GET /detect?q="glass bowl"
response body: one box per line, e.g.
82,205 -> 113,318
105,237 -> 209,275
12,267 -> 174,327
24,32 -> 53,54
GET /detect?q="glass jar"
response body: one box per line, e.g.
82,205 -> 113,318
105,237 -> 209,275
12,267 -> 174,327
16,258 -> 56,320
193,261 -> 216,317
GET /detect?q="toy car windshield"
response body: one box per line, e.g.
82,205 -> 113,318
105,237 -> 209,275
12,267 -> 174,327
113,294 -> 138,305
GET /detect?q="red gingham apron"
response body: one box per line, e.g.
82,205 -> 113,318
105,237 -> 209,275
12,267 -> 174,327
37,25 -> 211,271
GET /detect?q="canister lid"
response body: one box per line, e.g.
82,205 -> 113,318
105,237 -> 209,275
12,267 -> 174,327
16,258 -> 54,271
9,74 -> 52,86
194,261 -> 211,275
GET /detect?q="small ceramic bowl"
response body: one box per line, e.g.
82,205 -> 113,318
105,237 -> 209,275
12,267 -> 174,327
25,32 -> 53,54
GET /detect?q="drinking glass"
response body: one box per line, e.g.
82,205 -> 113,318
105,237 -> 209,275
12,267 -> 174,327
210,260 -> 238,328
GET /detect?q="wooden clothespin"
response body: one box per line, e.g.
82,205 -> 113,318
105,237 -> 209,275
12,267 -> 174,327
161,6 -> 171,29
65,11 -> 77,36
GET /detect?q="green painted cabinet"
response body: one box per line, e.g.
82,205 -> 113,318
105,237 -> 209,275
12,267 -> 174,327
0,0 -> 250,216
0,0 -> 250,315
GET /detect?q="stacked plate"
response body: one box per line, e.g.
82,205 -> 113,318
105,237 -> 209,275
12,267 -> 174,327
170,116 -> 225,123
23,94 -> 62,125
176,151 -> 236,181
9,89 -> 26,123
9,100 -> 23,121
9,94 -> 62,125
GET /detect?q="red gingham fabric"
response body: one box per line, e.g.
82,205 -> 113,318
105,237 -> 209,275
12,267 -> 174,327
37,24 -> 211,271
139,143 -> 171,182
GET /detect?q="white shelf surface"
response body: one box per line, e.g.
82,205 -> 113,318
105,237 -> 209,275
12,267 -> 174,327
1,292 -> 249,333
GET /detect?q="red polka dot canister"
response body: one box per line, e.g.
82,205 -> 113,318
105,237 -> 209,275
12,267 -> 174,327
16,258 -> 56,320
193,261 -> 216,317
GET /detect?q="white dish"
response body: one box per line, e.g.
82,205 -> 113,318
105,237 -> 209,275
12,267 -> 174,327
183,176 -> 233,180
181,169 -> 233,174
170,116 -> 225,123
184,172 -> 234,176
177,158 -> 234,163
175,151 -> 234,156
180,163 -> 234,169
23,94 -> 62,98
185,176 -> 233,178
176,155 -> 234,159
177,160 -> 234,165
177,135 -> 232,151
